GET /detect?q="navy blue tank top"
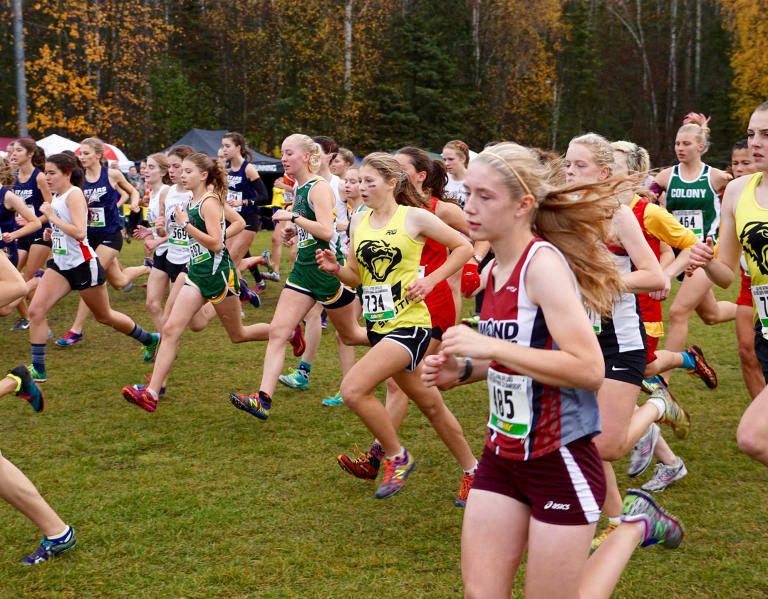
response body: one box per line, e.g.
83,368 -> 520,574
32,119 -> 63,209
82,166 -> 121,236
227,160 -> 258,216
12,167 -> 45,239
0,186 -> 19,265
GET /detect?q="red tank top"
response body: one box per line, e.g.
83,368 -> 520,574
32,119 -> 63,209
421,196 -> 454,329
630,198 -> 662,328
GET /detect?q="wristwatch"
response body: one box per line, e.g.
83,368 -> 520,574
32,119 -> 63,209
291,213 -> 297,223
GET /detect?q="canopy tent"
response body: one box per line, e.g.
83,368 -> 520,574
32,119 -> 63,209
75,142 -> 133,171
166,129 -> 283,175
37,134 -> 133,171
0,136 -> 33,152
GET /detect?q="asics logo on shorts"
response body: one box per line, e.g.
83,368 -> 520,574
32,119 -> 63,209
543,501 -> 570,510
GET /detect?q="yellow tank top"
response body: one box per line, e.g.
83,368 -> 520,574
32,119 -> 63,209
353,204 -> 431,333
734,172 -> 768,331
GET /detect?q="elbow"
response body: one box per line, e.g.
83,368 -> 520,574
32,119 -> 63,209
581,356 -> 605,391
317,227 -> 334,243
74,228 -> 87,241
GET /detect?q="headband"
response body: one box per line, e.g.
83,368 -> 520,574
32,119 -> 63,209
483,151 -> 533,197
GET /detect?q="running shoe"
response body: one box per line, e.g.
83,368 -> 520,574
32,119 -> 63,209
229,391 -> 270,420
122,385 -> 158,412
55,330 -> 83,347
255,280 -> 267,294
123,281 -> 134,292
455,472 -> 475,508
289,324 -> 306,357
28,365 -> 47,384
320,310 -> 328,330
620,489 -> 684,549
239,279 -> 262,308
142,333 -> 161,362
262,271 -> 281,282
640,375 -> 666,395
9,365 -> 45,412
337,444 -> 381,480
278,369 -> 309,390
590,521 -> 619,551
650,385 -> 690,440
641,458 -> 688,493
20,526 -> 76,565
11,318 -> 29,331
375,449 -> 416,499
685,344 -> 718,389
143,257 -> 154,268
321,390 -> 344,406
137,382 -> 166,398
262,249 -> 275,273
461,314 -> 479,327
628,423 -> 660,477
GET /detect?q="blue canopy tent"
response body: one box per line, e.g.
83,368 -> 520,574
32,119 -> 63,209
165,129 -> 283,175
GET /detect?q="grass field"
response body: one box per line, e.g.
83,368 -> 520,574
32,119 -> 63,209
1,231 -> 767,598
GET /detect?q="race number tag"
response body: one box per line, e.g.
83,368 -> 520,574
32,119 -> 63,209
88,207 -> 106,227
673,210 -> 703,241
362,284 -> 395,322
487,369 -> 531,439
586,309 -> 601,334
169,225 -> 189,246
189,240 -> 211,264
752,285 -> 768,339
227,190 -> 243,212
297,225 -> 316,249
418,265 -> 426,279
51,228 -> 67,255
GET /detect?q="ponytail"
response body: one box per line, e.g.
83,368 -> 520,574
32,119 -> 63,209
678,112 -> 712,155
0,157 -> 14,186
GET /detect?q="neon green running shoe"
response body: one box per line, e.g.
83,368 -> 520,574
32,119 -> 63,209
142,333 -> 160,362
278,369 -> 309,390
28,364 -> 47,383
621,489 -> 684,549
649,385 -> 690,440
321,390 -> 344,406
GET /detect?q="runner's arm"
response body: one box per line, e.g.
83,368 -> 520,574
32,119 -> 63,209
613,205 -> 665,293
3,192 -> 42,240
223,203 -> 246,239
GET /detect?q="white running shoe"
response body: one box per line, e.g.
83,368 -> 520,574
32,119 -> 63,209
641,457 -> 688,493
628,423 -> 660,477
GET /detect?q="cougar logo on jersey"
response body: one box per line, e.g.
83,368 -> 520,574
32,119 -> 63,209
740,221 -> 768,276
356,239 -> 402,282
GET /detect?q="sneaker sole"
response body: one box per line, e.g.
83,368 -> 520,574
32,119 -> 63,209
278,376 -> 308,390
687,345 -> 718,389
336,455 -> 378,481
229,393 -> 269,420
628,425 -> 661,478
641,463 -> 688,493
624,489 -> 684,548
121,388 -> 157,412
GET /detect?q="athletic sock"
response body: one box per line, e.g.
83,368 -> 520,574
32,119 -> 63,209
386,447 -> 405,461
7,374 -> 22,394
297,361 -> 312,379
647,396 -> 666,420
47,525 -> 73,543
608,517 -> 621,526
464,460 -> 478,475
31,343 -> 46,373
679,351 -> 696,369
128,324 -> 153,346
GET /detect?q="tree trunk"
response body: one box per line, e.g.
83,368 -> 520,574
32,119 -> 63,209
666,0 -> 679,134
694,0 -> 701,96
344,0 -> 352,97
471,0 -> 480,87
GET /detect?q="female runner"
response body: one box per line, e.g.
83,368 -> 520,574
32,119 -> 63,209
422,142 -> 683,599
442,139 -> 471,324
316,152 -> 477,500
27,154 -> 158,382
8,139 -> 52,331
652,114 -> 733,383
121,153 -> 271,413
690,101 -> 768,466
55,138 -> 149,348
228,134 -> 368,419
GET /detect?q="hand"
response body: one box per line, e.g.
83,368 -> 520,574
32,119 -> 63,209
688,237 -> 715,272
130,202 -> 140,213
144,238 -> 161,251
272,209 -> 292,223
39,202 -> 53,217
281,224 -> 297,243
133,225 -> 152,240
42,228 -> 52,242
14,213 -> 28,227
227,196 -> 243,207
139,196 -> 150,207
405,275 -> 435,303
1,232 -> 13,244
461,262 -> 481,298
316,248 -> 339,273
421,352 -> 462,390
440,325 -> 492,360
155,215 -> 165,229
649,275 -> 671,301
175,205 -> 189,228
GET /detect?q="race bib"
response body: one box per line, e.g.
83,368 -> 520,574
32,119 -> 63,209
189,240 -> 211,264
487,369 -> 531,439
418,266 -> 426,279
752,285 -> 768,339
227,190 -> 243,212
297,225 -> 316,249
586,308 -> 601,334
169,225 -> 189,246
88,207 -> 106,227
51,228 -> 67,255
673,209 -> 703,241
362,284 -> 395,322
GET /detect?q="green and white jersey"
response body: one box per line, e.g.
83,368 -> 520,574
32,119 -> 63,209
186,193 -> 228,278
666,163 -> 720,242
293,177 -> 332,267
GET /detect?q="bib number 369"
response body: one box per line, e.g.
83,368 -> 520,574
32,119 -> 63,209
487,369 -> 531,439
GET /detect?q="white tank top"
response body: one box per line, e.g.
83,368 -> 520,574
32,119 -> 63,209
51,187 -> 95,270
165,184 -> 193,265
444,174 -> 467,209
147,183 -> 169,255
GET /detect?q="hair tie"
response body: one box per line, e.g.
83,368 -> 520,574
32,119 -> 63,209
483,151 -> 533,197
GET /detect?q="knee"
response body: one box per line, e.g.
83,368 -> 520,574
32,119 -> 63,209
340,378 -> 370,410
699,312 -> 719,326
161,320 -> 184,341
92,310 -> 112,325
593,434 -> 626,462
737,424 -> 766,461
146,299 -> 162,315
667,303 -> 689,323
27,302 -> 46,322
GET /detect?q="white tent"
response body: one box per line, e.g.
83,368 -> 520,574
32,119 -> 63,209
37,134 -> 134,171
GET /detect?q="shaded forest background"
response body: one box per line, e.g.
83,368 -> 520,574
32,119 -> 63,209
1,0 -> 766,167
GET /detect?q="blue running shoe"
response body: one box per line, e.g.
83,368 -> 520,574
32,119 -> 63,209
21,526 -> 77,565
142,333 -> 161,362
278,369 -> 309,390
321,390 -> 344,406
56,330 -> 83,347
9,365 -> 45,412
229,391 -> 270,420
